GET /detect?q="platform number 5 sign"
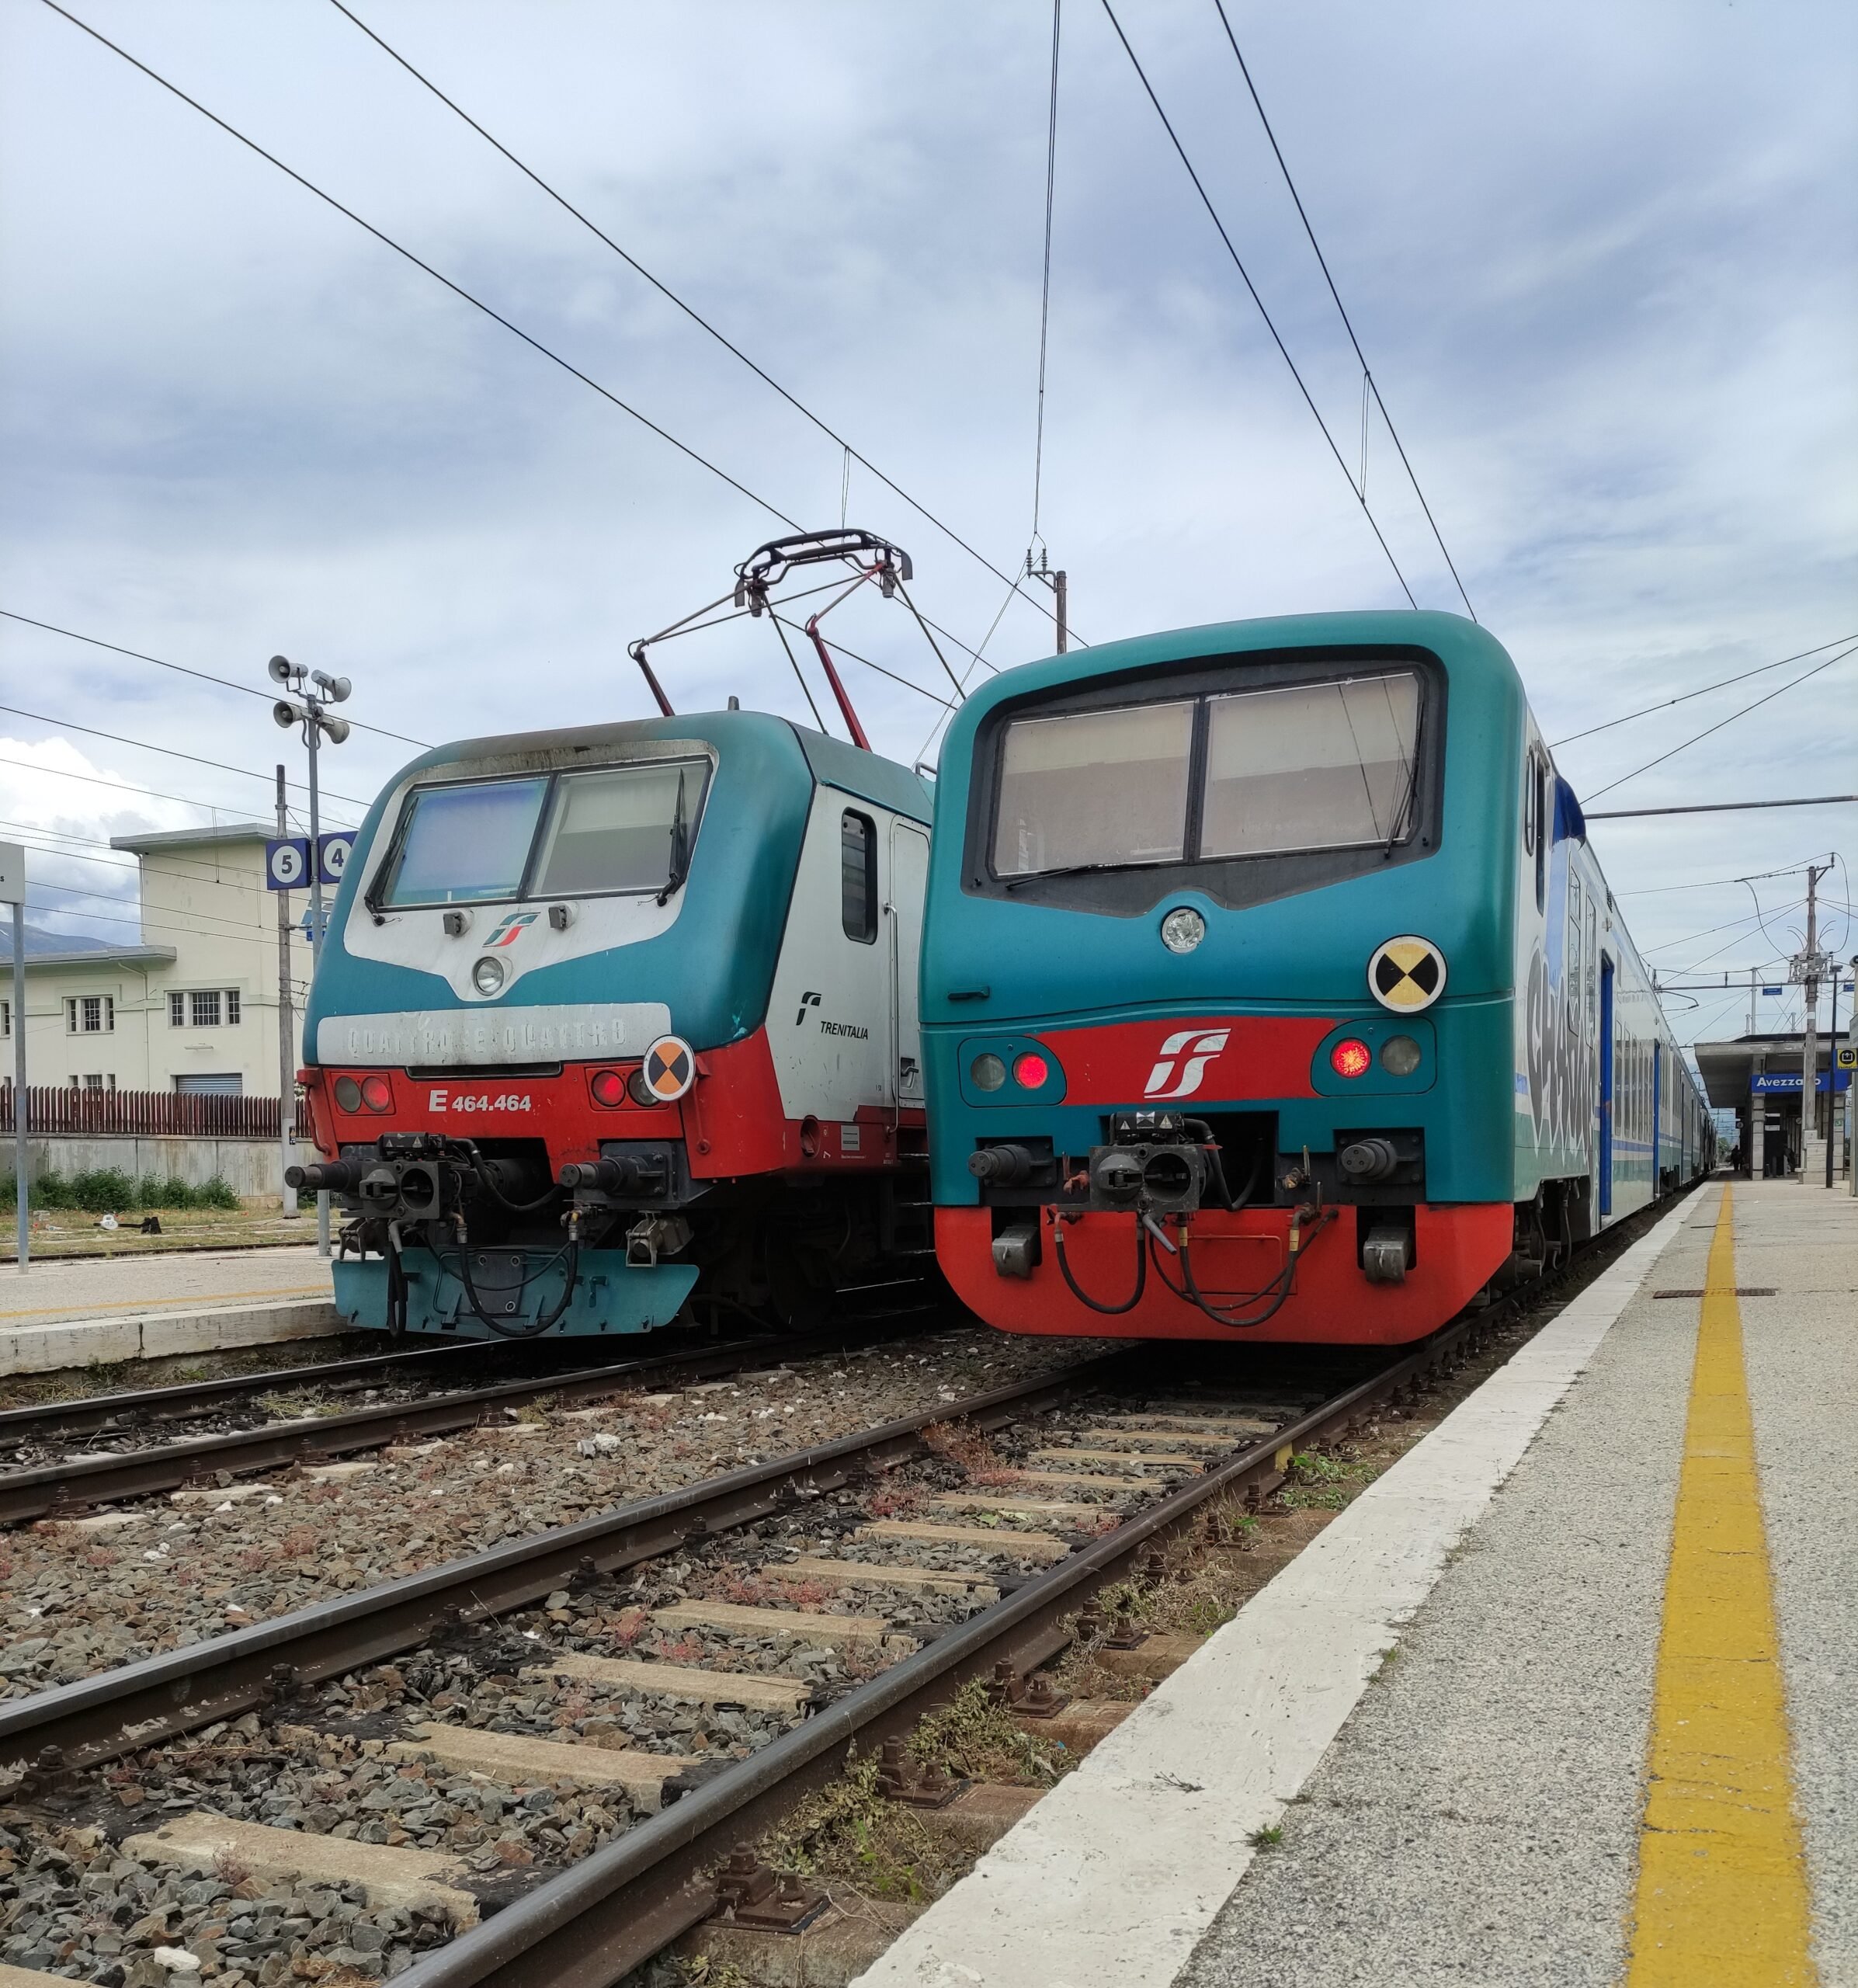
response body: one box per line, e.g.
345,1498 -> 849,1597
265,838 -> 310,891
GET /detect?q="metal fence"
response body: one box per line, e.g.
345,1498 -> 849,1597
0,1084 -> 306,1141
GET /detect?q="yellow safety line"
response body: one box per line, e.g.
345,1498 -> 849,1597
0,1284 -> 332,1321
1625,1187 -> 1818,1986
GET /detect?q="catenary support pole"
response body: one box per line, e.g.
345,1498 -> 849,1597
1799,862 -> 1825,1182
306,718 -> 329,1256
276,766 -> 297,1220
1054,570 -> 1068,653
12,898 -> 26,1274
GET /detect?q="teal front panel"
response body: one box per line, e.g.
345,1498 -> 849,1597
332,1249 -> 699,1338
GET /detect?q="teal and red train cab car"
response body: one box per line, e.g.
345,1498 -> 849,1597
922,610 -> 1710,1344
296,711 -> 934,1339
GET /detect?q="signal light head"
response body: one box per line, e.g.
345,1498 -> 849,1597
589,1069 -> 627,1107
1330,1038 -> 1373,1079
359,1074 -> 393,1113
1012,1051 -> 1051,1090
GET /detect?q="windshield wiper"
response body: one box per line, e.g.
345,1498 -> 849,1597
657,771 -> 690,906
1002,858 -> 1169,892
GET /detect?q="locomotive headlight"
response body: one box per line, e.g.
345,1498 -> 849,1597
1160,906 -> 1206,954
333,1076 -> 363,1113
1380,1034 -> 1422,1076
472,955 -> 506,996
970,1053 -> 1007,1092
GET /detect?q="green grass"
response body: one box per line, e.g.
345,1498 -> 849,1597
0,1168 -> 241,1213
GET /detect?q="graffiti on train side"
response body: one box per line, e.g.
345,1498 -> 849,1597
1524,945 -> 1591,1156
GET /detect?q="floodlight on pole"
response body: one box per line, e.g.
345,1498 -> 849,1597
266,652 -> 356,1258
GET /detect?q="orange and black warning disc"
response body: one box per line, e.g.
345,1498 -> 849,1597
641,1034 -> 696,1101
1367,936 -> 1447,1013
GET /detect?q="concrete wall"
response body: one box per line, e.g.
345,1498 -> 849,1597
12,1134 -> 320,1198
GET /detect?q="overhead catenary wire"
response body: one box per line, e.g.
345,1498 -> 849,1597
0,701 -> 374,811
0,752 -> 359,829
325,0 -> 1071,643
41,0 -> 804,537
25,875 -> 307,945
0,609 -> 432,749
1549,631 -> 1858,748
1581,644 -> 1858,801
1097,0 -> 1419,610
1206,0 -> 1475,621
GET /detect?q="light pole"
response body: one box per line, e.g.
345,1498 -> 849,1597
269,656 -> 352,1256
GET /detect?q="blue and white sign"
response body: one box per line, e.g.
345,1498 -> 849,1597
1760,986 -> 1783,998
265,837 -> 310,891
1750,1070 -> 1851,1095
317,832 -> 356,887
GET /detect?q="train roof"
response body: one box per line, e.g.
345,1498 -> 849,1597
392,708 -> 931,823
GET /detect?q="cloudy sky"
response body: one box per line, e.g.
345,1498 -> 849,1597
2,0 -> 1853,1046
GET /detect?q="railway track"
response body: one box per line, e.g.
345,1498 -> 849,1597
0,1191 -> 1694,1988
0,1307 -> 936,1527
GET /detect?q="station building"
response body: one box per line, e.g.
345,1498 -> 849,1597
1694,1028 -> 1853,1180
3,822 -> 309,1098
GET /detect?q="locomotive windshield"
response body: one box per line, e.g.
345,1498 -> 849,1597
992,671 -> 1420,879
376,759 -> 709,907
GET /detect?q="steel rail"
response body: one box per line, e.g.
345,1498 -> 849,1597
0,1351 -> 1125,1775
0,1338 -> 498,1446
390,1185 -> 1704,1988
0,1314 -> 932,1526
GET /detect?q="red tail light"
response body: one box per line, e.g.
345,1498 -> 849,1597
360,1074 -> 394,1113
1329,1039 -> 1372,1079
589,1069 -> 627,1107
1013,1051 -> 1051,1090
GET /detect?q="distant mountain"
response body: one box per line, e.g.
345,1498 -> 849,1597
23,923 -> 116,957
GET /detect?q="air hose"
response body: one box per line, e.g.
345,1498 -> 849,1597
1051,1214 -> 1148,1315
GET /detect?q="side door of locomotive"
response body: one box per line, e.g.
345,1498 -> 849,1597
888,819 -> 930,1108
766,788 -> 895,1124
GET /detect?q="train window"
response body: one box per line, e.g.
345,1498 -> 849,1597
532,761 -> 706,896
841,810 -> 878,942
379,777 -> 549,906
1586,899 -> 1599,1040
992,701 -> 1193,876
1532,755 -> 1548,912
1200,674 -> 1419,858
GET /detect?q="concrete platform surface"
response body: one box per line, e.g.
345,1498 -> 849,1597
0,1246 -> 341,1374
853,1179 -> 1856,1988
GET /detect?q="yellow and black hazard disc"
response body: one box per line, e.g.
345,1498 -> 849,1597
1367,936 -> 1447,1013
641,1034 -> 696,1101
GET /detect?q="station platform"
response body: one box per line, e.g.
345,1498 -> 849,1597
858,1176 -> 1856,1988
0,1246 -> 339,1375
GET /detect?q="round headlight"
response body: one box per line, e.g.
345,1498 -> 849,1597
589,1069 -> 627,1107
333,1076 -> 362,1112
970,1053 -> 1006,1093
1330,1038 -> 1373,1079
1380,1034 -> 1422,1076
472,954 -> 506,996
360,1074 -> 394,1113
1160,906 -> 1206,954
1013,1051 -> 1050,1090
627,1068 -> 658,1107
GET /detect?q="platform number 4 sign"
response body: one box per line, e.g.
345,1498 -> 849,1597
317,832 -> 355,886
265,838 -> 310,891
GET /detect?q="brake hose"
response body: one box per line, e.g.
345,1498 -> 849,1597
449,1221 -> 583,1339
1052,1214 -> 1148,1315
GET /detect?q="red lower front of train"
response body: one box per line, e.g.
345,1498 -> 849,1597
936,1201 -> 1514,1344
300,1029 -> 916,1176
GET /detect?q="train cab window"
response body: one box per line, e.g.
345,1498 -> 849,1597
380,777 -> 549,905
992,701 -> 1193,876
1201,674 -> 1419,857
841,810 -> 878,942
1531,754 -> 1549,912
531,761 -> 706,896
1567,877 -> 1584,1034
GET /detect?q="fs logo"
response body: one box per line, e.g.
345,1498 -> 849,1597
1143,1027 -> 1230,1101
484,912 -> 539,950
795,990 -> 821,1027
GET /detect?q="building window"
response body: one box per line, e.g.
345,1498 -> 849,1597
66,996 -> 113,1034
83,1074 -> 105,1091
841,811 -> 877,944
0,999 -> 8,1037
171,989 -> 239,1027
175,1073 -> 243,1097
